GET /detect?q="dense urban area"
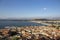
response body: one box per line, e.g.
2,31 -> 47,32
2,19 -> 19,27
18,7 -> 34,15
0,22 -> 60,40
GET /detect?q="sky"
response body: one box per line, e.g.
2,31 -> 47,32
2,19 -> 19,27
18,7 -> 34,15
0,0 -> 60,19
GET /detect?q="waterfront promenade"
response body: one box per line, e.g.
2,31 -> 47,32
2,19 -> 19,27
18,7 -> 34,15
30,21 -> 60,26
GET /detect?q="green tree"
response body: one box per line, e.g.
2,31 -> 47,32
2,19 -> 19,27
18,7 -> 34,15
12,37 -> 19,40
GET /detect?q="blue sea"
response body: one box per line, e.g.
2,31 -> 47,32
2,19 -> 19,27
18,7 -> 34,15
0,21 -> 46,28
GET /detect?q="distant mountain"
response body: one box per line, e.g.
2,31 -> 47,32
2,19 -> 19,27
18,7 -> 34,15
0,17 -> 60,21
33,19 -> 48,21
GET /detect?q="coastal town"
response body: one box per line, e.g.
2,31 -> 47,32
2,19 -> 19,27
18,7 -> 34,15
0,25 -> 60,40
0,0 -> 60,40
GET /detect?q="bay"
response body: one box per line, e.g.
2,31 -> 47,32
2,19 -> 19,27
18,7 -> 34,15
0,21 -> 46,28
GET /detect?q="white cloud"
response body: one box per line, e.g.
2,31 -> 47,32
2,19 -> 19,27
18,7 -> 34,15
43,8 -> 47,10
